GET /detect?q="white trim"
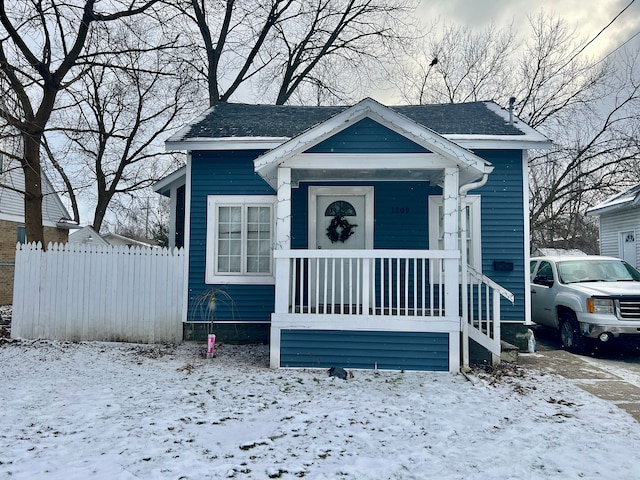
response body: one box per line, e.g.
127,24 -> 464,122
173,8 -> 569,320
166,137 -> 287,151
283,153 -> 449,170
271,314 -> 459,331
205,195 -> 277,285
308,186 -> 374,250
522,150 -> 532,325
167,135 -> 550,152
449,137 -> 552,150
153,166 -> 186,194
181,157 -> 193,323
270,317 -> 460,373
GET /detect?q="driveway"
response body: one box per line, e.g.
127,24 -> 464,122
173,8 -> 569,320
518,326 -> 640,422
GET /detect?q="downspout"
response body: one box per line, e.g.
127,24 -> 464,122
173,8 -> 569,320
459,173 -> 489,196
459,173 -> 489,370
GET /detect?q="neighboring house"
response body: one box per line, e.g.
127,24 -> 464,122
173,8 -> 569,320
586,184 -> 640,268
68,225 -> 111,246
69,226 -> 155,248
101,232 -> 154,248
158,98 -> 551,372
0,153 -> 76,305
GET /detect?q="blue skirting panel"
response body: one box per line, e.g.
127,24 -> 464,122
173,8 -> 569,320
280,330 -> 449,371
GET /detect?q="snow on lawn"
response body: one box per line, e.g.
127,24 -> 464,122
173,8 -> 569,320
1,340 -> 639,480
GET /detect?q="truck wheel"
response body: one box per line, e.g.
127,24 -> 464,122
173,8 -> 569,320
559,312 -> 586,354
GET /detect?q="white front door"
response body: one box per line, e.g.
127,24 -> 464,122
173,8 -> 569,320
621,231 -> 637,267
308,186 -> 374,311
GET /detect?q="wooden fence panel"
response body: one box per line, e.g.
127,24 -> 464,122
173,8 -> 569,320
12,242 -> 185,343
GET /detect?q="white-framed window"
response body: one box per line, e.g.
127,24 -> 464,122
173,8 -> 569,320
206,195 -> 276,284
428,195 -> 481,270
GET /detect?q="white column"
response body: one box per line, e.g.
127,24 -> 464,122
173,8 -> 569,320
443,167 -> 461,372
271,167 -> 292,369
275,167 -> 292,250
274,167 -> 292,314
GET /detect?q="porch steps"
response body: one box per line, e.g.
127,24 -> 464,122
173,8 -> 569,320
500,340 -> 519,363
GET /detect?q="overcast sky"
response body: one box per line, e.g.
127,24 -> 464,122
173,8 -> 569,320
417,0 -> 640,57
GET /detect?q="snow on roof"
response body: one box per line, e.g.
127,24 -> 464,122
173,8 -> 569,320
586,183 -> 640,216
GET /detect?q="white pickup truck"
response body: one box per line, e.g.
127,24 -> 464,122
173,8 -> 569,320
530,255 -> 640,352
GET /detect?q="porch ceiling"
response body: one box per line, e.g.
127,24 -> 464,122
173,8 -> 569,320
272,152 -> 489,188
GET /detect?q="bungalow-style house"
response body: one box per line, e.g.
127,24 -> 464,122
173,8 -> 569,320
0,153 -> 76,304
158,98 -> 551,372
586,184 -> 640,269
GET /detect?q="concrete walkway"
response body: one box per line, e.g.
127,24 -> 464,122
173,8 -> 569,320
517,331 -> 640,422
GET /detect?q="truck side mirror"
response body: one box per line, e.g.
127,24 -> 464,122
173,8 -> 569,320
534,275 -> 554,287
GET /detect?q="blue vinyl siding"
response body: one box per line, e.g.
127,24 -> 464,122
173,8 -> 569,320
280,330 -> 449,371
188,151 -> 275,323
291,181 -> 440,249
306,118 -> 430,153
475,149 -> 526,322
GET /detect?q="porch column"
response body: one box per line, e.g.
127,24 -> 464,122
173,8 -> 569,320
271,167 -> 292,368
275,167 -> 292,250
443,167 -> 461,372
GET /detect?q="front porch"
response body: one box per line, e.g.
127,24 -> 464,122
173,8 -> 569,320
270,249 -> 513,372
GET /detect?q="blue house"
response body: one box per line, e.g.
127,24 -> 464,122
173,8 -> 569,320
156,98 -> 550,372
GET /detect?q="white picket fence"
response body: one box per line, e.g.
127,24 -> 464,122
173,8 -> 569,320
12,242 -> 185,343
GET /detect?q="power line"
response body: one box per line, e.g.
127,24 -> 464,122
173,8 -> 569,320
562,0 -> 636,68
595,31 -> 640,66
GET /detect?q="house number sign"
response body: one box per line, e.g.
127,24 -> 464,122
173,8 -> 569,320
391,207 -> 410,214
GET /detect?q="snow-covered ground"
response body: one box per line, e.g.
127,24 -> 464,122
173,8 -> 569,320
1,340 -> 639,479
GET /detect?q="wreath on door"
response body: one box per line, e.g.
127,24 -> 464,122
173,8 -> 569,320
326,215 -> 357,243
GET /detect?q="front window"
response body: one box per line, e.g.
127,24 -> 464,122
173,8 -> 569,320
428,195 -> 481,270
206,195 -> 276,284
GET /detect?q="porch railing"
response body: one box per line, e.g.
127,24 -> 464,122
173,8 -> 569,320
464,266 -> 514,364
273,249 -> 460,318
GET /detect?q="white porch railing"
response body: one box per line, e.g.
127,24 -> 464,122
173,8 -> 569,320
273,249 -> 514,369
464,266 -> 515,365
273,249 -> 460,318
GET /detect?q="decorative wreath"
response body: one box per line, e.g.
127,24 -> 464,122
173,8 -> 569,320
326,215 -> 357,243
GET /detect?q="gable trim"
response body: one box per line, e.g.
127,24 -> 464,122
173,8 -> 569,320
253,98 -> 494,189
254,98 -> 490,172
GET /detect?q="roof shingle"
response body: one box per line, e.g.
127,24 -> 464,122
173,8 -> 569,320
183,101 -> 525,140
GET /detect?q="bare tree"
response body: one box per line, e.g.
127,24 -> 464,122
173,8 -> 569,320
0,0 -> 160,246
398,21 -> 518,105
177,0 -> 418,106
398,11 -> 640,252
53,16 -> 193,232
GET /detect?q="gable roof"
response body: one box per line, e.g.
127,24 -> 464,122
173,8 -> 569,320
253,97 -> 494,187
166,98 -> 551,151
586,183 -> 640,217
69,225 -> 110,246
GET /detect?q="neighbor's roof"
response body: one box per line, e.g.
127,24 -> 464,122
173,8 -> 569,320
586,183 -> 640,217
166,99 -> 551,151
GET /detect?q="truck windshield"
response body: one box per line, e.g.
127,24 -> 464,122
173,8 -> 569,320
558,260 -> 640,283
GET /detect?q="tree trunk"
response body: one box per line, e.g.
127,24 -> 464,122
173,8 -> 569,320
22,133 -> 45,247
